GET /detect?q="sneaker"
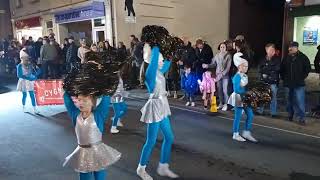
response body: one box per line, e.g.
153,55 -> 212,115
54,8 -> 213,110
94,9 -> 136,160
185,102 -> 190,106
222,104 -> 228,111
218,104 -> 223,110
204,106 -> 208,111
137,166 -> 153,180
117,121 -> 124,127
191,102 -> 195,107
110,127 -> 120,134
157,163 -> 179,178
242,131 -> 258,142
232,133 -> 246,142
298,120 -> 306,126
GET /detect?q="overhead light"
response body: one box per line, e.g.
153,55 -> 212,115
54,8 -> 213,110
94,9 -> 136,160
286,0 -> 291,3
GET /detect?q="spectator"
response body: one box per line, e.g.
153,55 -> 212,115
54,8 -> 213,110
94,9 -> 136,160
98,41 -> 105,52
66,36 -> 79,72
61,38 -> 70,75
314,45 -> 320,75
90,44 -> 98,52
34,37 -> 43,66
280,41 -> 311,125
117,41 -> 127,60
129,34 -> 137,52
257,43 -> 281,117
78,39 -> 90,64
40,38 -> 58,79
195,39 -> 214,79
204,42 -> 232,111
181,64 -> 198,107
104,40 -> 116,54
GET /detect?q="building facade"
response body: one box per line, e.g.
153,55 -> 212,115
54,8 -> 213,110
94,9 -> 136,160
0,0 -> 12,39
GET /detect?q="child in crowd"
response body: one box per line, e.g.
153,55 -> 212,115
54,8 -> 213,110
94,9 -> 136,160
198,69 -> 216,110
181,65 -> 198,107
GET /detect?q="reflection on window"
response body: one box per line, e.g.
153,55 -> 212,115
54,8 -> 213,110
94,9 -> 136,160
16,0 -> 22,8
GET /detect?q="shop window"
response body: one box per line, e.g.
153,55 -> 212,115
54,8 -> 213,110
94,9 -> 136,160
94,18 -> 106,27
16,0 -> 22,8
46,21 -> 53,29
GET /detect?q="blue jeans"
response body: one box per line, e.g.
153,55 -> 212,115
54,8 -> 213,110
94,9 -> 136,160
257,84 -> 278,115
80,170 -> 106,180
112,102 -> 128,127
22,91 -> 36,107
185,92 -> 195,102
233,107 -> 254,133
139,117 -> 174,166
286,86 -> 305,120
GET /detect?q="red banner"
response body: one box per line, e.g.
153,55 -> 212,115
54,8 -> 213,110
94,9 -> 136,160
34,80 -> 64,106
15,16 -> 41,29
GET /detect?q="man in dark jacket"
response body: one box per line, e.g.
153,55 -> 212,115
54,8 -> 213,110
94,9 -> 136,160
280,41 -> 311,125
66,36 -> 79,72
257,43 -> 281,117
34,37 -> 43,66
195,39 -> 213,79
314,45 -> 320,75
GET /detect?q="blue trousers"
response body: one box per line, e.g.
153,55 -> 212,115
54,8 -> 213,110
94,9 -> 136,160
22,91 -> 36,106
112,102 -> 128,127
139,117 -> 174,166
233,107 -> 254,133
79,170 -> 106,180
286,86 -> 305,120
257,84 -> 278,115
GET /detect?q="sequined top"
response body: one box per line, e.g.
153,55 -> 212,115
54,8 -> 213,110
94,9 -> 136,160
75,114 -> 102,145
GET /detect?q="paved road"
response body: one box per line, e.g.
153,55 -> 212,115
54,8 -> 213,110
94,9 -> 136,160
0,90 -> 320,180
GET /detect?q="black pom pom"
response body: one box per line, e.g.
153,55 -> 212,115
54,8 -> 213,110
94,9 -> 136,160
243,83 -> 272,109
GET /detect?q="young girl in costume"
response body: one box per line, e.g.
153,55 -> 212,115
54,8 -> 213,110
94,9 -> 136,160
63,62 -> 121,180
136,25 -> 179,180
198,70 -> 216,110
16,51 -> 40,114
110,73 -> 128,134
228,52 -> 257,142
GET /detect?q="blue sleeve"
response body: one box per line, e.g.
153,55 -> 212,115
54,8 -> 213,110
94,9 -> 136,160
94,96 -> 111,133
233,74 -> 245,94
145,47 -> 160,93
160,60 -> 171,74
63,93 -> 80,126
16,64 -> 36,81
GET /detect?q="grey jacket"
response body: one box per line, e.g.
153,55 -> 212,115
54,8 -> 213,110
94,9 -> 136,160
209,52 -> 232,81
40,44 -> 58,62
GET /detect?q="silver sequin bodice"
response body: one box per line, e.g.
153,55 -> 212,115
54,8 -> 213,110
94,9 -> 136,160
75,114 -> 102,145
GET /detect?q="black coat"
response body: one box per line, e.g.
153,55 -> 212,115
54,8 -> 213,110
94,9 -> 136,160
280,51 -> 311,88
195,43 -> 213,73
34,41 -> 43,59
259,56 -> 281,85
180,42 -> 196,69
133,41 -> 144,65
66,42 -> 79,63
314,45 -> 320,74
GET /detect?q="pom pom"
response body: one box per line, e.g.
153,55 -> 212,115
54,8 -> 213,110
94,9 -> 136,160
243,83 -> 272,109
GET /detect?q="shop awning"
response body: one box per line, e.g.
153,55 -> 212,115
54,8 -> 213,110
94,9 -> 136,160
54,1 -> 105,24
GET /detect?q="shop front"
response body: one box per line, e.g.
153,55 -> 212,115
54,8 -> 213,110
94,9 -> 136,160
14,16 -> 42,43
54,1 -> 108,45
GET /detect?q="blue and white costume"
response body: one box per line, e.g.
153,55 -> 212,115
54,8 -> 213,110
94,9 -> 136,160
16,63 -> 40,112
228,52 -> 257,142
136,45 -> 179,180
63,93 -> 121,180
111,78 -> 129,133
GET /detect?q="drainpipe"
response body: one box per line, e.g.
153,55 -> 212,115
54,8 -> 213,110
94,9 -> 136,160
282,1 -> 290,59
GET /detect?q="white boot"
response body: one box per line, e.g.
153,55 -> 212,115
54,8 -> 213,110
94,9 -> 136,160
23,106 -> 27,113
157,163 -> 179,178
242,131 -> 258,142
222,104 -> 228,111
232,132 -> 246,142
185,102 -> 190,106
33,107 -> 39,114
117,120 -> 124,127
191,102 -> 195,107
110,126 -> 119,134
137,164 -> 153,180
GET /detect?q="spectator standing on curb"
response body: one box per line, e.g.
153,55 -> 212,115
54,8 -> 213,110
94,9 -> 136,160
280,41 -> 311,125
257,43 -> 281,117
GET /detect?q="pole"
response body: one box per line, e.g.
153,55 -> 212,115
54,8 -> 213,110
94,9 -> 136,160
281,2 -> 289,59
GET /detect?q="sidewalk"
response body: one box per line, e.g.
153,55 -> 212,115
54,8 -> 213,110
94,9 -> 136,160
128,88 -> 320,137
